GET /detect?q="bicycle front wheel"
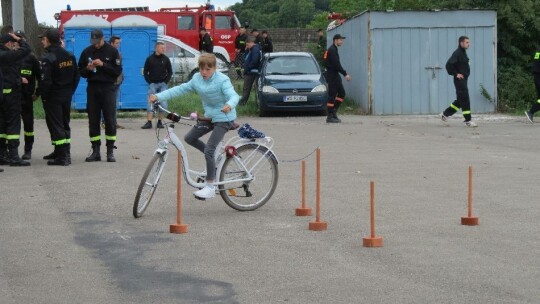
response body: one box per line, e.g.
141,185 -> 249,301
219,144 -> 278,211
133,152 -> 167,218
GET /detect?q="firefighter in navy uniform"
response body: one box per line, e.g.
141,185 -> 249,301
0,32 -> 31,166
199,27 -> 214,54
233,27 -> 248,79
14,30 -> 41,160
39,28 -> 80,166
323,34 -> 351,123
524,51 -> 540,123
0,67 -> 3,172
78,29 -> 122,163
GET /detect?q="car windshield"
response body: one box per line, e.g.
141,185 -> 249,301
265,56 -> 319,75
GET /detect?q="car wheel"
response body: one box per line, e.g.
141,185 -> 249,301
258,98 -> 269,117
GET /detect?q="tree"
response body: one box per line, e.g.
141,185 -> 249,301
278,0 -> 316,28
1,0 -> 42,55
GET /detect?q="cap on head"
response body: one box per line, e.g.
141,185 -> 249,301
90,29 -> 104,45
14,30 -> 26,39
38,28 -> 61,44
333,34 -> 346,40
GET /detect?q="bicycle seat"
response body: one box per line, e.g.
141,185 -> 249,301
198,117 -> 240,130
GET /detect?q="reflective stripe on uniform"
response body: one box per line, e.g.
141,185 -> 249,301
20,69 -> 32,75
335,97 -> 344,103
462,110 -> 471,115
66,138 -> 71,143
535,52 -> 540,60
3,89 -> 12,94
0,134 -> 6,139
537,99 -> 540,104
6,134 -> 20,140
24,131 -> 34,137
450,103 -> 459,111
90,135 -> 101,142
53,139 -> 67,145
326,103 -> 334,108
105,135 -> 117,141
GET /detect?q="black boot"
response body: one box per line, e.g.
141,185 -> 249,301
85,142 -> 101,162
326,109 -> 340,123
0,140 -> 9,165
22,142 -> 32,160
333,103 -> 342,122
8,147 -> 30,167
106,142 -> 116,162
66,143 -> 72,164
43,146 -> 58,160
47,144 -> 69,166
0,148 -> 8,165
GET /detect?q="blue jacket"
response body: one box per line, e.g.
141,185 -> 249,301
155,71 -> 239,122
243,44 -> 261,75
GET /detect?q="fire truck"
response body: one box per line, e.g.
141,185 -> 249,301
55,2 -> 241,62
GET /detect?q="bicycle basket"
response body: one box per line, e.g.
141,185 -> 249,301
238,123 -> 266,139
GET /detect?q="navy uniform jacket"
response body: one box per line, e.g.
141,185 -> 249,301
40,45 -> 80,101
78,43 -> 122,84
446,47 -> 470,78
324,44 -> 347,76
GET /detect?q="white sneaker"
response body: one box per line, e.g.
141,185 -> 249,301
193,185 -> 216,199
440,113 -> 448,122
524,111 -> 534,123
464,121 -> 478,127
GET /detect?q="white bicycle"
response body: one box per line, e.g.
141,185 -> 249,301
133,102 -> 279,218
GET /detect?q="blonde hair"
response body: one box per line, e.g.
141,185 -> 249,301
198,53 -> 216,69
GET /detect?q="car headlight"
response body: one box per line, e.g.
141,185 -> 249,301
262,86 -> 279,93
311,85 -> 327,93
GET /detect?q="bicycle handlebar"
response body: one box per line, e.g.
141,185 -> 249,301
153,101 -> 195,122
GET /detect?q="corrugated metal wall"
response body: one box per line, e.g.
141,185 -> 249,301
329,10 -> 497,115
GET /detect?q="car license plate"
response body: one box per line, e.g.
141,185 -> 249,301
284,95 -> 308,102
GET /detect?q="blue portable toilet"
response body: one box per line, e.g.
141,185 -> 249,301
112,15 -> 158,109
63,15 -> 111,110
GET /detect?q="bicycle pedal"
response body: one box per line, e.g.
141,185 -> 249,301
193,195 -> 206,201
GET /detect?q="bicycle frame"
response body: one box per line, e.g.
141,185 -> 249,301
152,105 -> 278,191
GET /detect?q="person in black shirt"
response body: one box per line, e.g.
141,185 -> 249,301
261,30 -> 273,54
441,36 -> 477,127
317,29 -> 325,49
324,34 -> 351,123
40,28 -> 80,166
78,29 -> 122,162
14,30 -> 41,161
199,27 -> 213,54
141,41 -> 172,129
0,32 -> 32,166
524,51 -> 540,123
233,27 -> 247,79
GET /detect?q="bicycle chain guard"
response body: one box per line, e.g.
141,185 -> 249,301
225,146 -> 237,157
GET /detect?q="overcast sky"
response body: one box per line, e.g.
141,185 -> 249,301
3,0 -> 237,26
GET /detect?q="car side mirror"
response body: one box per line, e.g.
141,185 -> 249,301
177,52 -> 185,58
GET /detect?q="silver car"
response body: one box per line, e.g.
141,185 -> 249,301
158,35 -> 228,84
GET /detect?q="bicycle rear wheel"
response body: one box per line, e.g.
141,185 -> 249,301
219,144 -> 278,211
133,152 -> 167,218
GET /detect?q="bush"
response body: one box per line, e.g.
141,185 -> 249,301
498,66 -> 536,113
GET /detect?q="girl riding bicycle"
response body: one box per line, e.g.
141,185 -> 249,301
149,53 -> 240,199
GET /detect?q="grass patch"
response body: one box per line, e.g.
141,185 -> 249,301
32,79 -> 362,119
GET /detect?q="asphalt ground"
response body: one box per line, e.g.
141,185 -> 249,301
1,113 -> 539,303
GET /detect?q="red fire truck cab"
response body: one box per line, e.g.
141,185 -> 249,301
55,3 -> 241,62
